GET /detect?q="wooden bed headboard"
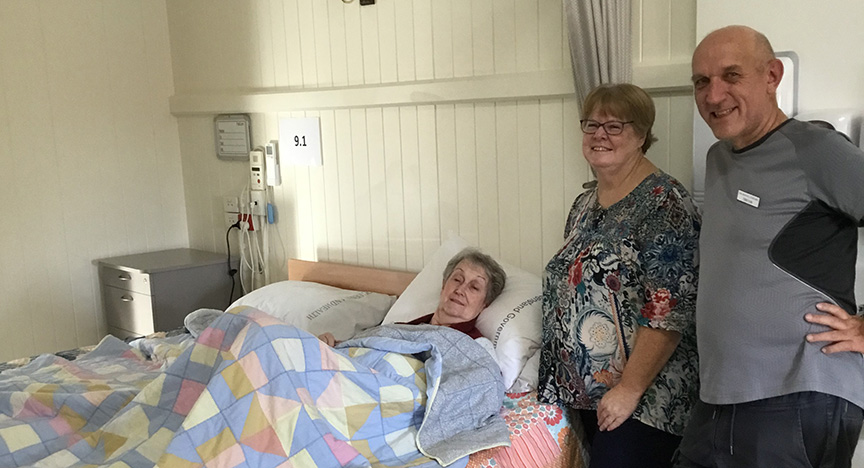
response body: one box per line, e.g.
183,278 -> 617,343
287,259 -> 417,297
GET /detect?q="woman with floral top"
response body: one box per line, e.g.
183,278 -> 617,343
537,83 -> 701,468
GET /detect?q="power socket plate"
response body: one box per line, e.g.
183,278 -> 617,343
225,213 -> 255,230
225,213 -> 238,228
223,196 -> 239,213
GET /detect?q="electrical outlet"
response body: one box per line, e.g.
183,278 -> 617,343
223,196 -> 240,213
225,213 -> 239,228
224,212 -> 256,230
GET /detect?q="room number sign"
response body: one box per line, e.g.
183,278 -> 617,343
278,117 -> 322,166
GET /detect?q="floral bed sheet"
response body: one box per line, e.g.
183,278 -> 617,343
468,391 -> 588,468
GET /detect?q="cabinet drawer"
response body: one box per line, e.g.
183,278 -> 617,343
103,286 -> 155,335
100,265 -> 151,295
107,325 -> 141,341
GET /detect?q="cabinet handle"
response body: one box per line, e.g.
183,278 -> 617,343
118,274 -> 131,281
120,295 -> 133,302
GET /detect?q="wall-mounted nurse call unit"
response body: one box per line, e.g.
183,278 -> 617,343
214,114 -> 252,161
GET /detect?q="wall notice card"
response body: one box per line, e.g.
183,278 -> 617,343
279,117 -> 322,166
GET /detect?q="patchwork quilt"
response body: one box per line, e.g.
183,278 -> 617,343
0,306 -> 509,467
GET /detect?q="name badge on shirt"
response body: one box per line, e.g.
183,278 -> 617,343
737,190 -> 760,208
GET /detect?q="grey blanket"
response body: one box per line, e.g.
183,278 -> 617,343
340,324 -> 511,466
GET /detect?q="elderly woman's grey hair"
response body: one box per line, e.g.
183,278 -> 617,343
441,248 -> 507,306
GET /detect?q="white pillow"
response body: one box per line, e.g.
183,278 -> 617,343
228,281 -> 397,341
382,234 -> 543,390
507,348 -> 540,393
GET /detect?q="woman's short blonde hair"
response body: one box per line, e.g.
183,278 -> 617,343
582,83 -> 658,154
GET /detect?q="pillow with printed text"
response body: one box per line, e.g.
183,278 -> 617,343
228,281 -> 397,341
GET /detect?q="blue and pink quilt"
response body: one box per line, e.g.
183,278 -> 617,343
0,306 -> 509,467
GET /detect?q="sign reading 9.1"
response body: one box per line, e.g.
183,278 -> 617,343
279,117 -> 321,166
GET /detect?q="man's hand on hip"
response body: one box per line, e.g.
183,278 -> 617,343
805,302 -> 864,354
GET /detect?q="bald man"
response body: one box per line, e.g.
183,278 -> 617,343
677,25 -> 864,467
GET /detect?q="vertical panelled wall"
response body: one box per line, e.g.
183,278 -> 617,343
262,101 -> 590,277
171,0 -> 697,278
633,0 -> 697,191
168,0 -> 569,91
0,0 -> 186,361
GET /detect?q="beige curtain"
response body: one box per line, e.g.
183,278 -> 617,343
564,0 -> 632,104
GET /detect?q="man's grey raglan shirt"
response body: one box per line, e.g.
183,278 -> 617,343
697,118 -> 864,408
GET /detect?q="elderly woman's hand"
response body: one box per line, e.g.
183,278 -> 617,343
317,332 -> 339,347
596,384 -> 642,432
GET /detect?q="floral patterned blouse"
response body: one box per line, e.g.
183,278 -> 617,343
537,171 -> 701,436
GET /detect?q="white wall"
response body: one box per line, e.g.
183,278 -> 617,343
0,0 -> 187,361
168,0 -> 697,281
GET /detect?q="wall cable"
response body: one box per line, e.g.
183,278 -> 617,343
224,221 -> 241,307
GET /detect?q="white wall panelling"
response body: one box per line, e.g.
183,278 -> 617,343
633,0 -> 696,65
169,70 -> 577,115
0,0 -> 186,362
632,0 -> 695,91
401,107 -> 424,271
170,0 -> 697,279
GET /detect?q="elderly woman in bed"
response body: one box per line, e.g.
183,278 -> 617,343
318,248 -> 507,346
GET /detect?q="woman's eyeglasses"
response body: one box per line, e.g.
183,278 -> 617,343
580,120 -> 633,135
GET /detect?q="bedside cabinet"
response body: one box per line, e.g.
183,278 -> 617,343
96,248 -> 237,339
